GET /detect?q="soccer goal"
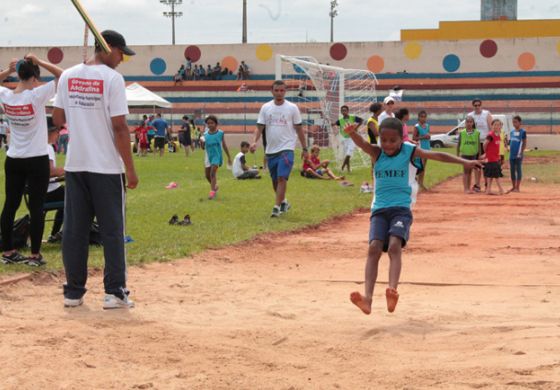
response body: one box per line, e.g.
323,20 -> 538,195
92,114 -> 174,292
275,55 -> 378,169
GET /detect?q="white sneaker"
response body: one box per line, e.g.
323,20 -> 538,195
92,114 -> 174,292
64,297 -> 84,308
103,294 -> 135,310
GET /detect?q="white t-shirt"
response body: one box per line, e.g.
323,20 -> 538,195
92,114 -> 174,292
469,109 -> 491,139
47,145 -> 61,193
0,81 -> 55,158
54,63 -> 129,174
257,99 -> 302,155
377,111 -> 395,127
232,152 -> 245,178
0,122 -> 8,135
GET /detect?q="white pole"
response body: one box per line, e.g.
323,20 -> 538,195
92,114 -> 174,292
338,72 -> 345,110
275,55 -> 282,81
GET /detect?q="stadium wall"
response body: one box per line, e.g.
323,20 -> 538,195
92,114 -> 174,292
1,36 -> 560,77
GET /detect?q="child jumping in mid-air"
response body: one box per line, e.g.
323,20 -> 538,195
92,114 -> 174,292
482,119 -> 505,195
456,116 -> 481,194
506,115 -> 527,192
302,145 -> 344,180
344,118 -> 481,314
201,115 -> 232,200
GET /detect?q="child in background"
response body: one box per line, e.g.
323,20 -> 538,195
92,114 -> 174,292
395,108 -> 413,143
499,126 -> 507,166
302,145 -> 344,180
506,115 -> 527,192
413,110 -> 431,191
232,141 -> 260,179
456,116 -> 481,194
201,115 -> 232,200
138,125 -> 149,157
483,119 -> 505,195
344,118 -> 481,315
367,103 -> 382,145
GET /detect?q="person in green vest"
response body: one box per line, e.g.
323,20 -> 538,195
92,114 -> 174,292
456,116 -> 482,194
335,105 -> 363,173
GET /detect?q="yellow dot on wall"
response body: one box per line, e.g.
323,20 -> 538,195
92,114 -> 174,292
123,54 -> 131,63
256,44 -> 273,61
404,42 -> 422,60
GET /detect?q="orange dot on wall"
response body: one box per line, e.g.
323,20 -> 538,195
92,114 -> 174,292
517,52 -> 536,71
221,56 -> 239,73
367,55 -> 384,73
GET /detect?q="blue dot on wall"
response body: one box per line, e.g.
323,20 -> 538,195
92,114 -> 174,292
442,54 -> 461,73
150,58 -> 167,75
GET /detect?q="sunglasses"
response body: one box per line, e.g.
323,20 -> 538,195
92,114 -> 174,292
473,104 -> 481,107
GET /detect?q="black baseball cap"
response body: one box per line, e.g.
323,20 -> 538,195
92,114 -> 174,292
99,30 -> 136,56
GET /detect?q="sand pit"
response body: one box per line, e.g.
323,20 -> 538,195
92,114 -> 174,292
1,176 -> 559,389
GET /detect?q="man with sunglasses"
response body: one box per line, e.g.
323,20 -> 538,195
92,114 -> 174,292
468,99 -> 493,191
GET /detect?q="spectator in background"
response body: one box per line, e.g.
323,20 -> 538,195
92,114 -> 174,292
0,118 -> 9,150
146,114 -> 156,151
57,124 -> 69,154
45,119 -> 65,243
178,115 -> 193,157
151,113 -> 169,157
212,62 -> 222,80
197,65 -> 206,80
241,61 -> 250,79
378,96 -> 396,129
232,141 -> 260,180
468,98 -> 493,192
174,65 -> 184,86
192,64 -> 199,80
185,57 -> 192,76
206,65 -> 212,80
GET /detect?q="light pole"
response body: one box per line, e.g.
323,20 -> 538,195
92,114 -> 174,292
242,0 -> 248,43
329,0 -> 338,43
161,0 -> 183,45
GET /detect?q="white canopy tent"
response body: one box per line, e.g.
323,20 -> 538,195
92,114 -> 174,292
47,82 -> 172,108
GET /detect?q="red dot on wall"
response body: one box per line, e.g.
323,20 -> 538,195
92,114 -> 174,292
330,43 -> 347,61
480,40 -> 498,58
47,47 -> 64,64
184,46 -> 201,62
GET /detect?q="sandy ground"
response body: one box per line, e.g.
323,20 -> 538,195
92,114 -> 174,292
1,176 -> 559,389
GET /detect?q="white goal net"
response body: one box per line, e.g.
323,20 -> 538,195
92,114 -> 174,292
275,55 -> 378,169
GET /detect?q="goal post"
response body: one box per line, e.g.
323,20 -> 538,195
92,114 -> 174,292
275,55 -> 378,169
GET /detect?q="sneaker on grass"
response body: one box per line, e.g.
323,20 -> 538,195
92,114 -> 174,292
25,254 -> 46,267
280,200 -> 291,213
64,297 -> 84,308
270,205 -> 281,218
2,251 -> 27,264
103,294 -> 135,310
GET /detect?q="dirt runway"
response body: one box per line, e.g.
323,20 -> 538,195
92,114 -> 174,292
1,177 -> 559,389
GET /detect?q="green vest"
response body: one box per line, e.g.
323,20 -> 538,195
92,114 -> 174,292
338,115 -> 356,138
459,129 -> 480,156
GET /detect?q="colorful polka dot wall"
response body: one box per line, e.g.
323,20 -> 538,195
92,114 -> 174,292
329,43 -> 347,61
47,47 -> 64,64
442,54 -> 460,72
150,58 -> 167,75
479,40 -> 498,58
517,52 -> 536,71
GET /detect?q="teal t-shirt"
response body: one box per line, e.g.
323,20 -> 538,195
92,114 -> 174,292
372,142 -> 419,211
204,129 -> 224,166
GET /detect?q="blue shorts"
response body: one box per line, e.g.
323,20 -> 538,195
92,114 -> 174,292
267,150 -> 294,182
369,207 -> 413,252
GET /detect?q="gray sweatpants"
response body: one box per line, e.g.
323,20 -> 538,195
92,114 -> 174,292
62,171 -> 128,300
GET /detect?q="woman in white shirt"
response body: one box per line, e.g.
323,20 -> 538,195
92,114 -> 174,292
0,54 -> 63,266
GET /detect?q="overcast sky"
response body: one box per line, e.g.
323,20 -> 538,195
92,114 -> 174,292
1,1 -> 559,47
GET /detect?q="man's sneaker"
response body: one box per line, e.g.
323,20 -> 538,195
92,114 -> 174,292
280,200 -> 291,213
103,294 -> 135,310
208,190 -> 217,200
168,214 -> 179,225
270,206 -> 281,218
25,254 -> 46,267
2,251 -> 27,264
64,297 -> 84,308
47,231 -> 63,243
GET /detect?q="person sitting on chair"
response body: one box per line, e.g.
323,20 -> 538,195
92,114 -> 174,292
45,119 -> 65,243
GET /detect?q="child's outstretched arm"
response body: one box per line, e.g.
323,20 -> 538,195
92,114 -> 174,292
415,148 -> 483,170
344,123 -> 380,159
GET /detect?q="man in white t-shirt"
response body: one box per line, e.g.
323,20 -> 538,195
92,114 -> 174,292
468,98 -> 493,191
251,80 -> 307,217
232,141 -> 260,179
0,118 -> 8,149
377,96 -> 396,128
53,30 -> 138,310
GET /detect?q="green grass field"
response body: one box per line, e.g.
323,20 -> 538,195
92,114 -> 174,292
0,147 -> 557,274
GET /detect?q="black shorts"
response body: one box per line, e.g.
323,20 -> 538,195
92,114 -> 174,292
369,207 -> 413,252
483,161 -> 503,178
461,155 -> 478,160
179,132 -> 192,146
154,137 -> 166,149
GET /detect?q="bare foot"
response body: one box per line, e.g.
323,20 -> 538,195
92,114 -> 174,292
420,185 -> 429,192
350,291 -> 371,315
385,288 -> 399,313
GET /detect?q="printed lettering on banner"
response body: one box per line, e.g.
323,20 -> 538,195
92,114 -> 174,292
2,103 -> 36,128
